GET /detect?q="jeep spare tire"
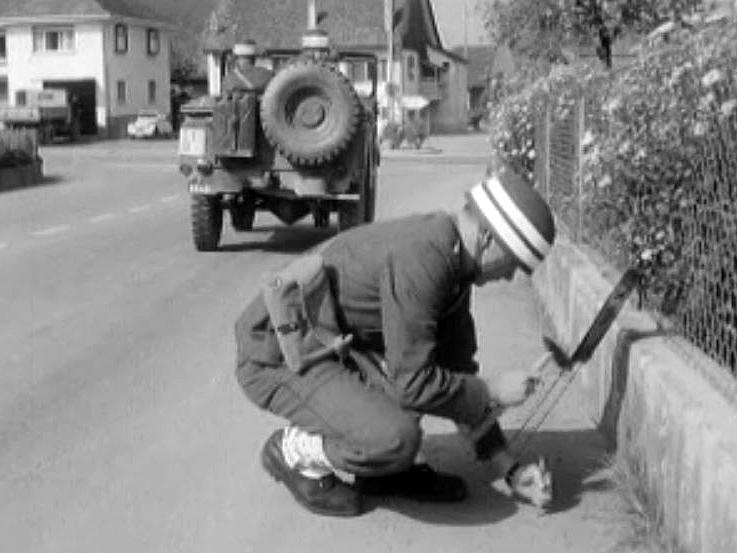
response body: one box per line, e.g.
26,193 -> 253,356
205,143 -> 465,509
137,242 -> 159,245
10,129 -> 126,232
260,61 -> 360,166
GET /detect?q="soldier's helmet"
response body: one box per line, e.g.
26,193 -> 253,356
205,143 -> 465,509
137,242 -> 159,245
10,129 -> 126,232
466,169 -> 556,274
233,40 -> 258,58
301,28 -> 330,52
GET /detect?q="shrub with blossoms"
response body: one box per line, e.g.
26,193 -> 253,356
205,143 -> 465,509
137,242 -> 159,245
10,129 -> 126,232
0,128 -> 37,169
488,62 -> 607,184
492,19 -> 737,373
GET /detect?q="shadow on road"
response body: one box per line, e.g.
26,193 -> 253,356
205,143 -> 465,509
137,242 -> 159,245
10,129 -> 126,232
0,173 -> 66,194
369,428 -> 616,525
219,226 -> 336,254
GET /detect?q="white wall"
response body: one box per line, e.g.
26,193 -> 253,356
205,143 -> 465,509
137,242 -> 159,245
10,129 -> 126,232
5,22 -> 105,115
104,23 -> 171,119
428,60 -> 468,132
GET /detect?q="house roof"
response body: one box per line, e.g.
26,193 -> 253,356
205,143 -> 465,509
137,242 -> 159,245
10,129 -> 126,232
204,0 -> 447,62
452,45 -> 494,86
0,0 -> 169,23
452,44 -> 517,86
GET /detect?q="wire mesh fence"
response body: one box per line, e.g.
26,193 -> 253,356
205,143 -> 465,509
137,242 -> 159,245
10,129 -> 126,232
534,58 -> 737,381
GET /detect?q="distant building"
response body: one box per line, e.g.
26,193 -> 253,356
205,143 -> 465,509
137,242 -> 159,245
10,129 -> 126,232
204,0 -> 469,133
452,44 -> 517,113
0,0 -> 173,137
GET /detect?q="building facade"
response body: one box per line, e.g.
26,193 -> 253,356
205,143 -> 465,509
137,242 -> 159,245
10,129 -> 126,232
205,0 -> 468,133
0,1 -> 172,137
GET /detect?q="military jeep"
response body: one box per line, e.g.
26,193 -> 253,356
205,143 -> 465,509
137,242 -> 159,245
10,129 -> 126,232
177,48 -> 379,251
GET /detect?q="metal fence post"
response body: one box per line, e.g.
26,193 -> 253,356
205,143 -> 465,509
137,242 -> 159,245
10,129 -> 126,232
576,95 -> 585,243
544,101 -> 551,201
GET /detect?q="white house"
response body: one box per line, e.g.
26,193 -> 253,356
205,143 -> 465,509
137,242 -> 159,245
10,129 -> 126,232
0,0 -> 173,137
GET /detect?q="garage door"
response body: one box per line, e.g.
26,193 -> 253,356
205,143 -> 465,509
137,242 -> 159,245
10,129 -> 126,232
43,79 -> 97,135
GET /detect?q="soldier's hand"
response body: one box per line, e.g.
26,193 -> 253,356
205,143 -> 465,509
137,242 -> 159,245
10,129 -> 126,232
487,370 -> 541,408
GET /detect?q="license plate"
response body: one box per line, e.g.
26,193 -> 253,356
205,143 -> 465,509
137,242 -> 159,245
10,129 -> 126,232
178,128 -> 206,156
189,182 -> 211,194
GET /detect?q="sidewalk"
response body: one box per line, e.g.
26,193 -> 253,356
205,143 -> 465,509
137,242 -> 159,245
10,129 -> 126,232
381,132 -> 635,552
280,132 -> 637,553
380,131 -> 493,162
393,269 -> 632,553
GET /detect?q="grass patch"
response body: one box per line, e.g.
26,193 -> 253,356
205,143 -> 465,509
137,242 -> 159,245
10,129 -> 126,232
602,453 -> 684,553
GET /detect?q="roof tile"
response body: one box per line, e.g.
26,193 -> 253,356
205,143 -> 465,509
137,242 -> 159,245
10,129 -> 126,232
0,0 -> 168,22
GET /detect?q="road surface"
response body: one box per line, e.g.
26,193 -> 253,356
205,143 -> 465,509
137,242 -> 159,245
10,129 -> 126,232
0,135 -> 632,553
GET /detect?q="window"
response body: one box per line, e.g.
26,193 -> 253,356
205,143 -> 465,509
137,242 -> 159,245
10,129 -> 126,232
147,80 -> 156,104
114,23 -> 128,53
146,29 -> 160,56
0,33 -> 6,63
33,26 -> 75,52
16,90 -> 27,106
0,78 -> 7,104
379,59 -> 388,81
116,80 -> 126,104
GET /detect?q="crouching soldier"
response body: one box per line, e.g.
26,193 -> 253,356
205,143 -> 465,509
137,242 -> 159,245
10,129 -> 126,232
234,168 -> 556,516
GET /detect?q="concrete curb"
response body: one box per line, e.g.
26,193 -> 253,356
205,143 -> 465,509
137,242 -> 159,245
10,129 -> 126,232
532,236 -> 737,553
0,159 -> 43,191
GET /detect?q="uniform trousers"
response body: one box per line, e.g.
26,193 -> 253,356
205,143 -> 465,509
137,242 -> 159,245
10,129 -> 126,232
235,295 -> 422,477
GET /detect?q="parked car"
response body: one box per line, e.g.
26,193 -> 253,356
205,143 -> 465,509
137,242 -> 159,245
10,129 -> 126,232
127,110 -> 173,139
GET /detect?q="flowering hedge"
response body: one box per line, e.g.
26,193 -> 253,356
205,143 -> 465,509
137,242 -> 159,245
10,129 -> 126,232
581,22 -> 737,309
491,20 -> 737,373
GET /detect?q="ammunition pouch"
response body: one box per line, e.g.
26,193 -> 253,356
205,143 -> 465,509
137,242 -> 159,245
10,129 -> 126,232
261,255 -> 353,374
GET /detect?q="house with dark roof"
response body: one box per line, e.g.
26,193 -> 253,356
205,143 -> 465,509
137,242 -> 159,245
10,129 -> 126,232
0,0 -> 175,137
204,0 -> 469,132
452,44 -> 516,125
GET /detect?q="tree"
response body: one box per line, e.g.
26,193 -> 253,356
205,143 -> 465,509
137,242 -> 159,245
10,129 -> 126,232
477,0 -> 707,70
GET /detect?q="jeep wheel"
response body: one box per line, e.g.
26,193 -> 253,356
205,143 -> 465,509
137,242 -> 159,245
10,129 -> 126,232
364,146 -> 378,224
313,204 -> 331,228
337,201 -> 363,232
260,61 -> 360,166
191,194 -> 223,251
364,169 -> 377,224
337,149 -> 377,232
230,199 -> 256,232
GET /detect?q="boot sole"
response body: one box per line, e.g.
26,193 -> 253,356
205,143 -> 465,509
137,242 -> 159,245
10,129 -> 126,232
261,439 -> 364,518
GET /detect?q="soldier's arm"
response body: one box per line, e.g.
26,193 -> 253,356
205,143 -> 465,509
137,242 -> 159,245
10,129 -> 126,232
379,244 -> 490,427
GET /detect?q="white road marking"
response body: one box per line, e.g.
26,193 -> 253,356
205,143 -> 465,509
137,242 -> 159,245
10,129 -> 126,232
89,213 -> 116,223
128,204 -> 152,213
160,194 -> 179,203
31,225 -> 71,237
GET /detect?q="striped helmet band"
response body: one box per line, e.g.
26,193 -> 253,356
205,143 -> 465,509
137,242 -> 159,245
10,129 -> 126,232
468,176 -> 555,273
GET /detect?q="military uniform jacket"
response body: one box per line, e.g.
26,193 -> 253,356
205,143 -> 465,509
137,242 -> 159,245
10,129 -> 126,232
319,212 -> 490,427
222,65 -> 273,94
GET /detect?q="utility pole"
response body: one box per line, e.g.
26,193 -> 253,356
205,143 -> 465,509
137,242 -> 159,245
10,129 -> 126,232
463,0 -> 469,59
385,0 -> 395,123
307,0 -> 317,29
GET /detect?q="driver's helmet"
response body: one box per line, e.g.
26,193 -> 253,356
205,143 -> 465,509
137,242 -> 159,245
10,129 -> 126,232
301,29 -> 331,59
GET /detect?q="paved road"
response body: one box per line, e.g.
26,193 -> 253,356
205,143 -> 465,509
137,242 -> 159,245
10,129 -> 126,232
0,135 -> 630,553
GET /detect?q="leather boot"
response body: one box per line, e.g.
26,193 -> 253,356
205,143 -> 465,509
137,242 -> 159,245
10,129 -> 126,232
357,463 -> 468,502
261,430 -> 365,517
